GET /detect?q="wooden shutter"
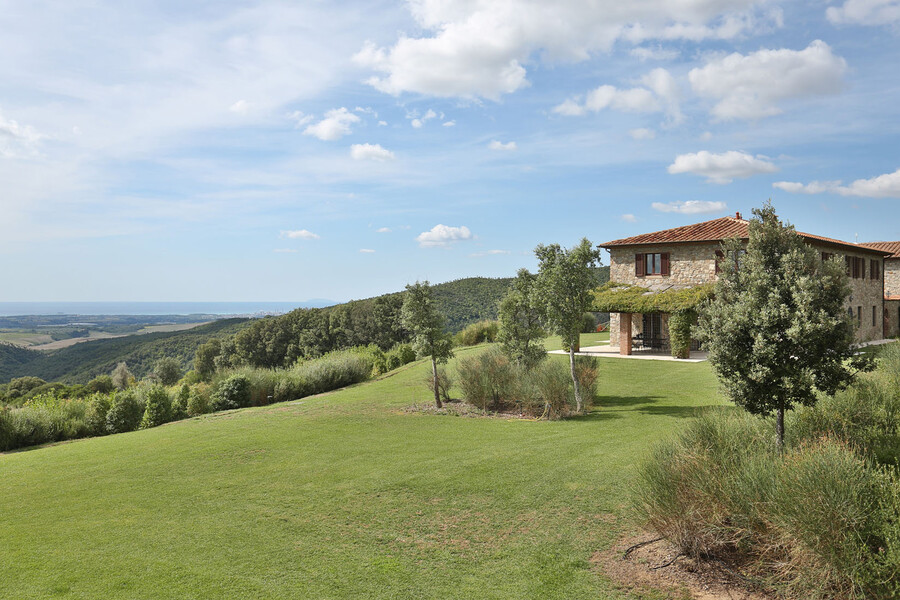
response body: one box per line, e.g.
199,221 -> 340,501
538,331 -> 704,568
715,250 -> 724,274
635,253 -> 645,277
660,252 -> 670,276
861,258 -> 866,279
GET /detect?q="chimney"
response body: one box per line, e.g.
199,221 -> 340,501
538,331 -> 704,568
735,211 -> 742,220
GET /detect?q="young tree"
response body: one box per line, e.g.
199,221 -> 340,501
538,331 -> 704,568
153,357 -> 182,386
696,202 -> 871,452
401,281 -> 454,408
111,362 -> 133,391
193,338 -> 221,381
534,238 -> 603,413
498,268 -> 546,369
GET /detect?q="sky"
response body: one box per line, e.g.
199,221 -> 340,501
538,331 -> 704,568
1,0 -> 899,303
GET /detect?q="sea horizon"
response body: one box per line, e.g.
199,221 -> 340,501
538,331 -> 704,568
0,300 -> 338,317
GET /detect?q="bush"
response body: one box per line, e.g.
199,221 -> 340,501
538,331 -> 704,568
140,385 -> 172,429
153,358 -> 182,386
455,347 -> 518,413
522,359 -> 571,418
105,389 -> 143,434
86,375 -> 115,394
171,384 -> 190,420
186,384 -> 211,416
85,393 -> 113,435
581,312 -> 596,334
293,351 -> 372,396
455,320 -> 500,347
212,375 -> 252,411
574,356 -> 599,411
0,396 -> 91,450
384,343 -> 416,371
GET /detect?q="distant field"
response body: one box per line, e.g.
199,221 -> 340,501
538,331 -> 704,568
0,331 -> 55,347
0,339 -> 723,599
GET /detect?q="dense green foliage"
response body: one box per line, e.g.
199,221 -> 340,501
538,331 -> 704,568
591,281 -> 715,314
635,347 -> 900,599
453,320 -> 499,346
696,203 -> 870,449
498,269 -> 547,369
402,281 -> 454,408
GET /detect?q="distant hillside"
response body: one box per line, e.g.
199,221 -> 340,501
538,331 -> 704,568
0,319 -> 249,384
430,276 -> 514,331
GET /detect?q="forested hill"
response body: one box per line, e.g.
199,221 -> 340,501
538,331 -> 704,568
0,319 -> 248,384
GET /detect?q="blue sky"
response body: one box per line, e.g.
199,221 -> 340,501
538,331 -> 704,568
1,0 -> 899,302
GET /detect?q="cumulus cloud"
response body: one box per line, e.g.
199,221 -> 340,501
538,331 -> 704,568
652,200 -> 728,214
489,140 -> 517,151
668,150 -> 778,184
281,229 -> 320,239
631,46 -> 681,61
689,41 -> 847,120
554,68 -> 681,123
416,224 -> 473,248
774,168 -> 900,198
376,227 -> 392,233
359,248 -> 376,253
621,213 -> 638,222
0,110 -> 43,159
629,128 -> 656,140
442,120 -> 456,127
355,0 -> 778,99
350,143 -> 396,161
826,0 -> 900,26
303,107 -> 361,141
410,109 -> 438,128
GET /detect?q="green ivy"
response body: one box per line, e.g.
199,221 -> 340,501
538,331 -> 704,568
590,282 -> 714,314
667,310 -> 696,359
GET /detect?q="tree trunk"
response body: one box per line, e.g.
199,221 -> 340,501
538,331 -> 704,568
432,357 -> 442,409
776,404 -> 785,455
570,345 -> 582,413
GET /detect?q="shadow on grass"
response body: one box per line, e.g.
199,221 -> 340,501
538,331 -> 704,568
589,394 -> 705,419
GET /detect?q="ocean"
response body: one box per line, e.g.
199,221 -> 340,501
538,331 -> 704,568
0,301 -> 337,317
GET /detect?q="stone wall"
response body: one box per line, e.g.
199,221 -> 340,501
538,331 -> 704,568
885,258 -> 900,299
607,242 -> 887,345
885,300 -> 900,339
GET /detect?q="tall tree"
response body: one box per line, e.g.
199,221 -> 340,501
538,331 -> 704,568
153,357 -> 182,386
401,281 -> 454,408
498,268 -> 546,369
696,202 -> 871,452
534,238 -> 603,413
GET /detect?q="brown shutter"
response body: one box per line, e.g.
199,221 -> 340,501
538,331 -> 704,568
661,252 -> 670,276
635,253 -> 644,277
861,258 -> 866,279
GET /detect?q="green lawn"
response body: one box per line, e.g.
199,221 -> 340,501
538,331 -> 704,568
0,342 -> 723,599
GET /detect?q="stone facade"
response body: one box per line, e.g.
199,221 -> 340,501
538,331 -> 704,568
608,241 -> 886,347
885,300 -> 900,339
885,258 -> 900,300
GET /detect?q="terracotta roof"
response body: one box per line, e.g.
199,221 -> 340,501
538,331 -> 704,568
860,241 -> 900,259
886,295 -> 900,301
601,214 -> 892,256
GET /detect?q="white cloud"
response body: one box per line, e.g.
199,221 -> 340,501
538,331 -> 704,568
350,143 -> 396,161
287,110 -> 314,128
355,0 -> 779,99
0,110 -> 43,159
826,0 -> 900,26
376,227 -> 392,233
378,120 -> 388,126
410,109 -> 438,128
416,224 -> 473,248
689,41 -> 847,120
303,107 -> 361,141
229,100 -> 251,114
629,128 -> 656,140
354,106 -> 378,117
631,46 -> 681,61
668,150 -> 778,184
774,168 -> 900,198
621,213 -> 638,222
554,68 -> 681,123
652,200 -> 728,214
281,229 -> 320,240
442,120 -> 456,127
359,248 -> 376,253
489,140 -> 517,151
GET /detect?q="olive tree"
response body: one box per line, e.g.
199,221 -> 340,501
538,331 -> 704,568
534,238 -> 603,413
498,268 -> 546,369
401,281 -> 454,408
696,202 -> 871,452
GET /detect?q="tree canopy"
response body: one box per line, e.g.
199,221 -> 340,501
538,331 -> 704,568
401,281 -> 454,408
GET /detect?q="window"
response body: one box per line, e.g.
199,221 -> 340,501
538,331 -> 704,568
870,259 -> 881,281
857,306 -> 862,324
846,256 -> 866,279
635,252 -> 669,276
822,252 -> 834,262
715,249 -> 744,273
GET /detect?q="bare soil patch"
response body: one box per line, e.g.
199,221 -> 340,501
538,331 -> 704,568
595,535 -> 773,600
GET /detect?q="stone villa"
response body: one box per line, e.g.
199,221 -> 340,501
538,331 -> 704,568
599,213 -> 897,357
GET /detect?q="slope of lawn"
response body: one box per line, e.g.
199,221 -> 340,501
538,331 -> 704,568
0,344 -> 722,600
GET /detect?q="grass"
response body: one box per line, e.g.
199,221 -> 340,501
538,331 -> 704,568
0,339 -> 722,599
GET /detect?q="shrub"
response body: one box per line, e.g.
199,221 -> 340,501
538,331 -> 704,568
186,384 -> 211,417
86,375 -> 115,394
581,312 -> 596,334
455,320 -> 500,347
574,356 -> 599,411
212,375 -> 252,411
105,389 -> 143,434
522,359 -> 572,418
293,351 -> 372,396
384,343 -> 416,371
111,362 -> 133,390
85,393 -> 113,435
455,347 -> 518,413
273,373 -> 306,403
140,385 -> 172,429
153,358 -> 182,386
171,384 -> 190,420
